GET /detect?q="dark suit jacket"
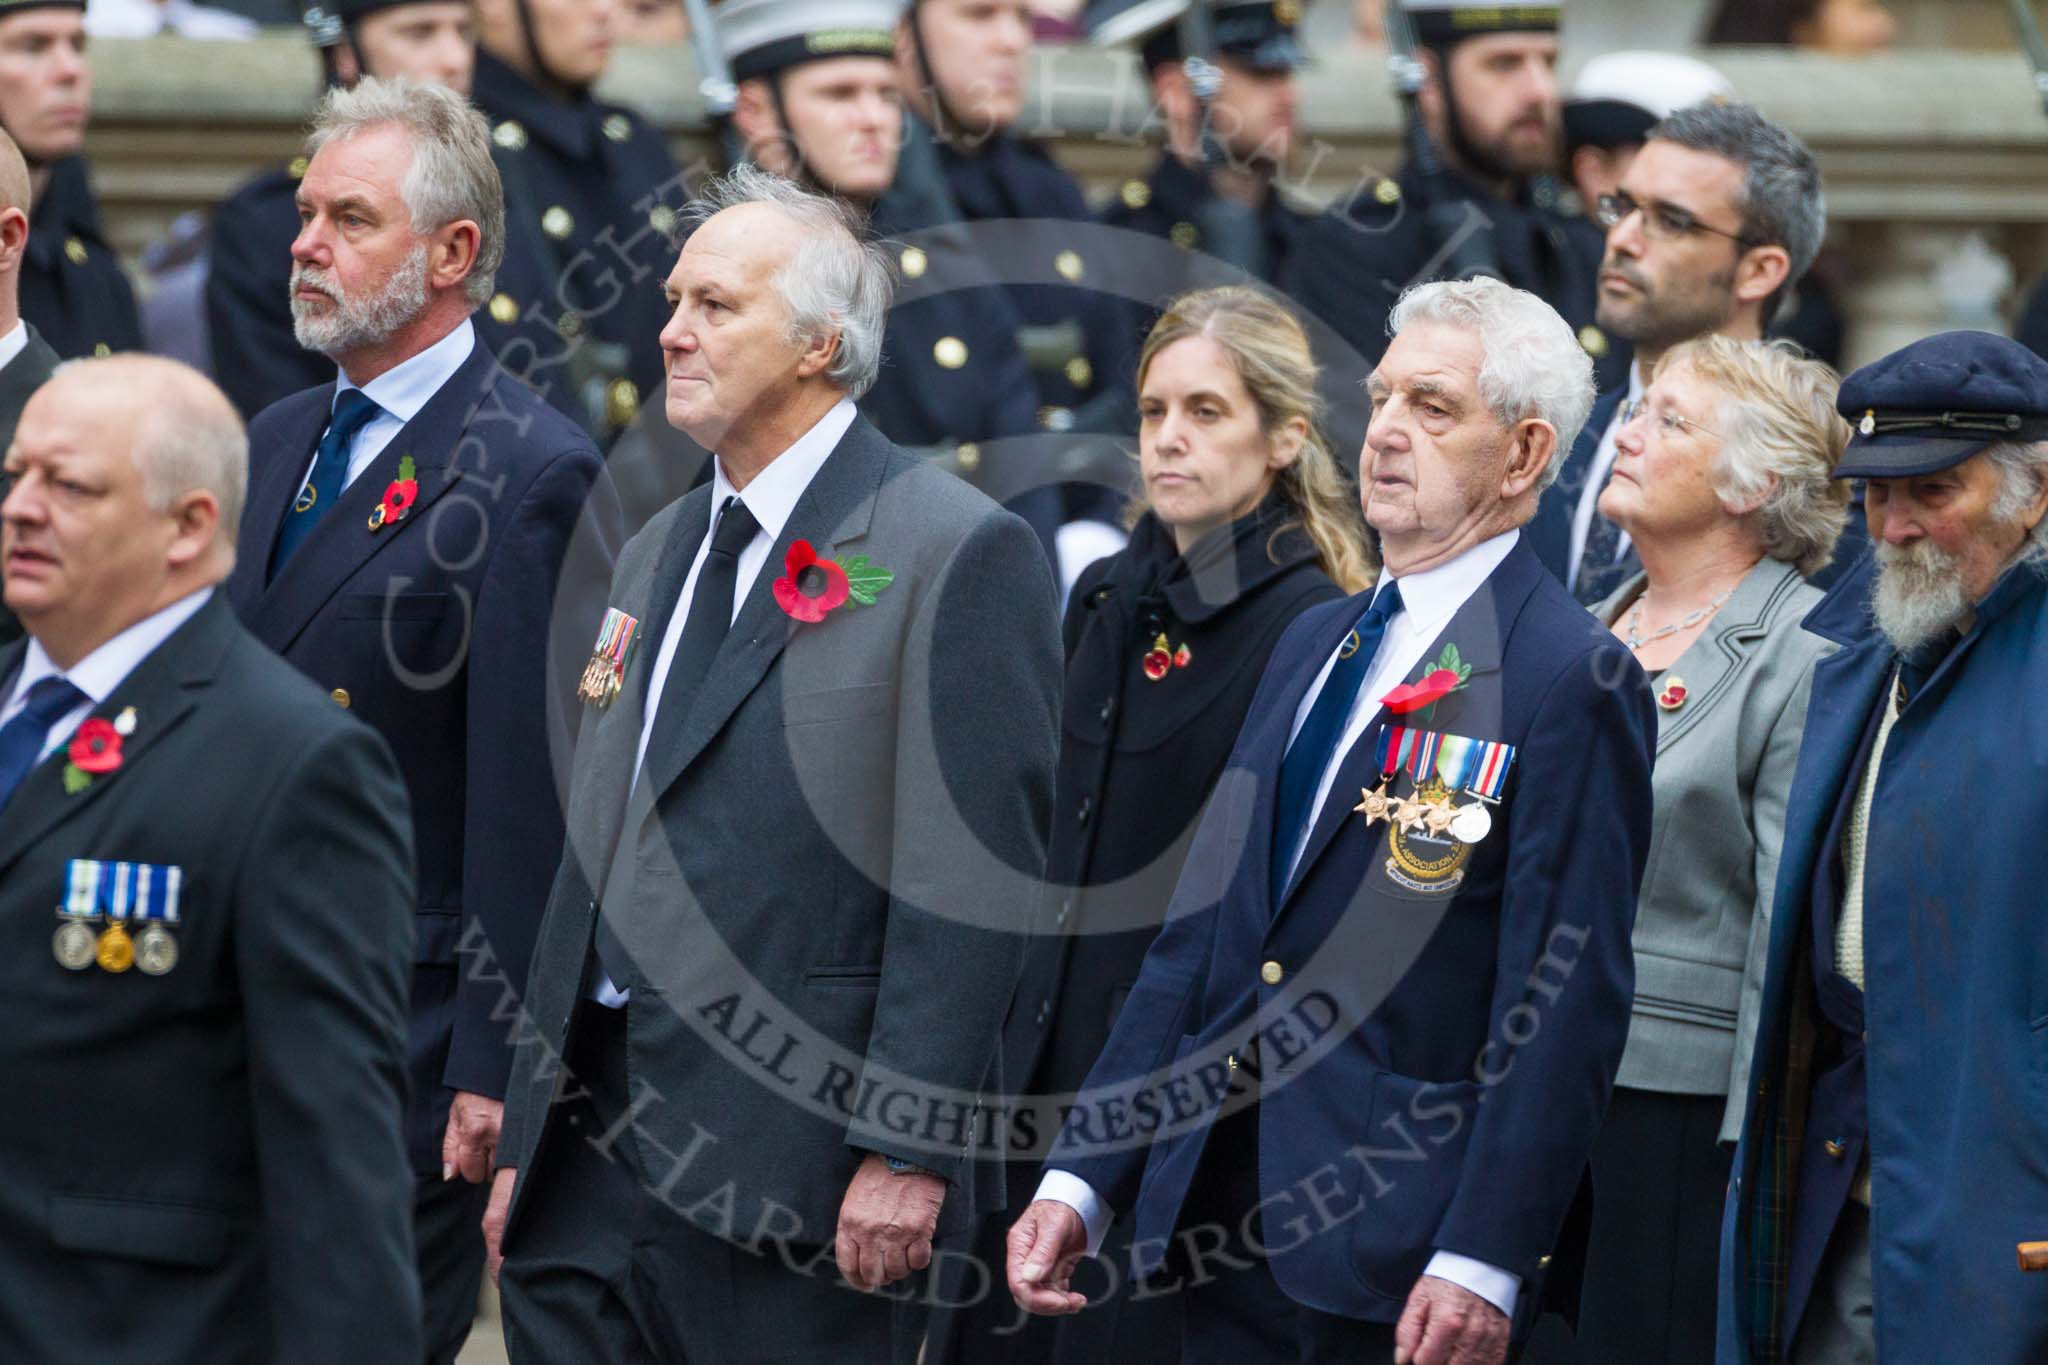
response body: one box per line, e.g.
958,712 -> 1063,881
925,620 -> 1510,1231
500,413 -> 1061,1247
1528,385 -> 1627,594
0,322 -> 60,646
226,338 -> 622,1172
1047,537 -> 1656,1331
0,595 -> 419,1363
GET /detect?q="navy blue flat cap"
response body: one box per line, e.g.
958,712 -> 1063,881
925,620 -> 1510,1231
1834,330 -> 2048,480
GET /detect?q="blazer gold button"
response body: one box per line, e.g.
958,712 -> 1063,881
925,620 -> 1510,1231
330,688 -> 351,708
542,205 -> 574,240
493,119 -> 527,150
899,246 -> 928,279
1170,221 -> 1198,250
954,441 -> 980,472
489,292 -> 519,326
1260,960 -> 1283,986
1054,249 -> 1084,282
64,236 -> 88,266
602,112 -> 632,143
934,336 -> 968,368
1120,178 -> 1150,209
1824,1138 -> 1846,1159
1538,1254 -> 1553,1269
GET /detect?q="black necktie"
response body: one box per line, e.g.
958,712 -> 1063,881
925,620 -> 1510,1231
0,676 -> 86,813
595,496 -> 761,990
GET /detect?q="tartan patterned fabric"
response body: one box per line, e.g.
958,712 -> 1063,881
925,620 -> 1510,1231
1739,945 -> 1818,1362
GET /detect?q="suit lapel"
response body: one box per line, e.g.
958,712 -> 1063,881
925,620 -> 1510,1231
641,419 -> 888,802
0,597 -> 233,876
1647,559 -> 1804,756
242,348 -> 502,652
1275,543 -> 1532,917
229,386 -> 334,616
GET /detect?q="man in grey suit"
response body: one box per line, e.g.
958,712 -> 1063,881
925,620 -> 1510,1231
488,164 -> 1061,1363
0,355 -> 420,1363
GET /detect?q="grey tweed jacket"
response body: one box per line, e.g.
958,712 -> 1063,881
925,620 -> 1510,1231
1596,556 -> 1833,1142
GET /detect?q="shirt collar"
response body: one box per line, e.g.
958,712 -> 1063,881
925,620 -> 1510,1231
1376,529 -> 1520,627
11,587 -> 214,708
0,320 -> 30,375
709,399 -> 858,543
338,319 -> 475,425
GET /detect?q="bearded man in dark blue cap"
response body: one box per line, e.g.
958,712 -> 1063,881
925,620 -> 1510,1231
1720,330 -> 2048,1365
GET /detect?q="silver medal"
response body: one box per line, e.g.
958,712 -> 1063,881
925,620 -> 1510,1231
135,923 -> 179,976
1449,802 -> 1493,844
53,920 -> 97,970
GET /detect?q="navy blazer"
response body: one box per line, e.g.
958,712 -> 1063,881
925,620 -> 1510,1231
1527,386 -> 1626,591
1046,537 -> 1656,1329
226,338 -> 622,1171
1720,558 -> 2048,1363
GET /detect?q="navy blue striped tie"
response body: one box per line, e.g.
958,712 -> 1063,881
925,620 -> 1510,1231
0,676 -> 86,812
1271,581 -> 1403,902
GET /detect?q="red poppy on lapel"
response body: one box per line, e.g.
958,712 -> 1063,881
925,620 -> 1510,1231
772,540 -> 895,624
367,455 -> 419,532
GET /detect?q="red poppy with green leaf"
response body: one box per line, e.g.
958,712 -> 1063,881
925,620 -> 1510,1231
1380,642 -> 1472,715
62,718 -> 123,794
368,455 -> 418,532
773,540 -> 894,624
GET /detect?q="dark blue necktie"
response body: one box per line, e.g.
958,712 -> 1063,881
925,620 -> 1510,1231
0,676 -> 87,812
270,388 -> 383,577
1272,580 -> 1403,902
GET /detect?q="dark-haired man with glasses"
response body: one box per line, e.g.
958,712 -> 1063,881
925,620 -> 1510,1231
1530,100 -> 1826,605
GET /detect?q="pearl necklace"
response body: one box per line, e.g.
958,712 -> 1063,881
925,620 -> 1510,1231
1626,587 -> 1734,651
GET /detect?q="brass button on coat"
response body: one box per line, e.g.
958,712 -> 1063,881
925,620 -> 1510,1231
933,336 -> 968,368
492,120 -> 527,150
489,293 -> 519,326
899,246 -> 928,278
1260,960 -> 1283,986
1054,250 -> 1084,282
330,688 -> 351,709
541,205 -> 574,240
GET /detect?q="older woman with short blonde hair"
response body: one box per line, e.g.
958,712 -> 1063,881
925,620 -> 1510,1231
1571,335 -> 1850,1364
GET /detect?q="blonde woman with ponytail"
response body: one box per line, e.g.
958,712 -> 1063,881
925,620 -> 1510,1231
989,286 -> 1370,1362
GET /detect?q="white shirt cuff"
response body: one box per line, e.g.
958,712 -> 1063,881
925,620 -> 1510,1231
1424,1251 -> 1520,1320
1033,1169 -> 1113,1258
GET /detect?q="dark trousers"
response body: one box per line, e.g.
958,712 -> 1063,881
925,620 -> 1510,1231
417,1172 -> 489,1365
1567,1087 -> 1732,1365
1175,1103 -> 1400,1365
498,1004 -> 925,1364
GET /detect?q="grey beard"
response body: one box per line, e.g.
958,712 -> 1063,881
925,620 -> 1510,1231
289,243 -> 431,357
1871,539 -> 1970,653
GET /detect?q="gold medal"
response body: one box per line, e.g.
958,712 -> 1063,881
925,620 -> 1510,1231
136,923 -> 178,976
53,920 -> 97,970
96,922 -> 134,973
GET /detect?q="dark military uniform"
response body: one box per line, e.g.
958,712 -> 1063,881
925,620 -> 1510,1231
1100,152 -> 1314,288
926,118 -> 1141,444
1280,159 -> 1622,385
204,160 -> 321,419
21,157 -> 142,361
471,49 -> 682,444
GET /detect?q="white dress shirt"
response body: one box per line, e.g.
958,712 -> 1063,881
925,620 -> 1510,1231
1,588 -> 214,763
591,397 -> 859,1007
292,320 -> 477,501
0,319 -> 29,376
1564,362 -> 1642,594
1036,530 -> 1525,1319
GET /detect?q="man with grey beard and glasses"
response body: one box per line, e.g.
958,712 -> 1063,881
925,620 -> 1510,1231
1720,330 -> 2048,1365
223,75 -> 620,1365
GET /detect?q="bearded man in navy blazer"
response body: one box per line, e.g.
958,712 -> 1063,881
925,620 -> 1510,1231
1008,278 -> 1658,1365
223,77 -> 619,1364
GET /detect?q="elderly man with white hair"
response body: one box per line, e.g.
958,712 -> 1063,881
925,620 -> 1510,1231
1009,277 -> 1658,1365
489,164 -> 1061,1364
0,355 -> 420,1361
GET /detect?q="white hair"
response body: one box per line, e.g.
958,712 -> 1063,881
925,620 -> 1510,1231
1387,278 -> 1597,490
1985,439 -> 2048,564
683,163 -> 892,399
306,77 -> 506,308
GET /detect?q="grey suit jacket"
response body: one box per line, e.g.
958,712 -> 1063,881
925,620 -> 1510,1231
1596,557 -> 1832,1142
500,414 -> 1061,1247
